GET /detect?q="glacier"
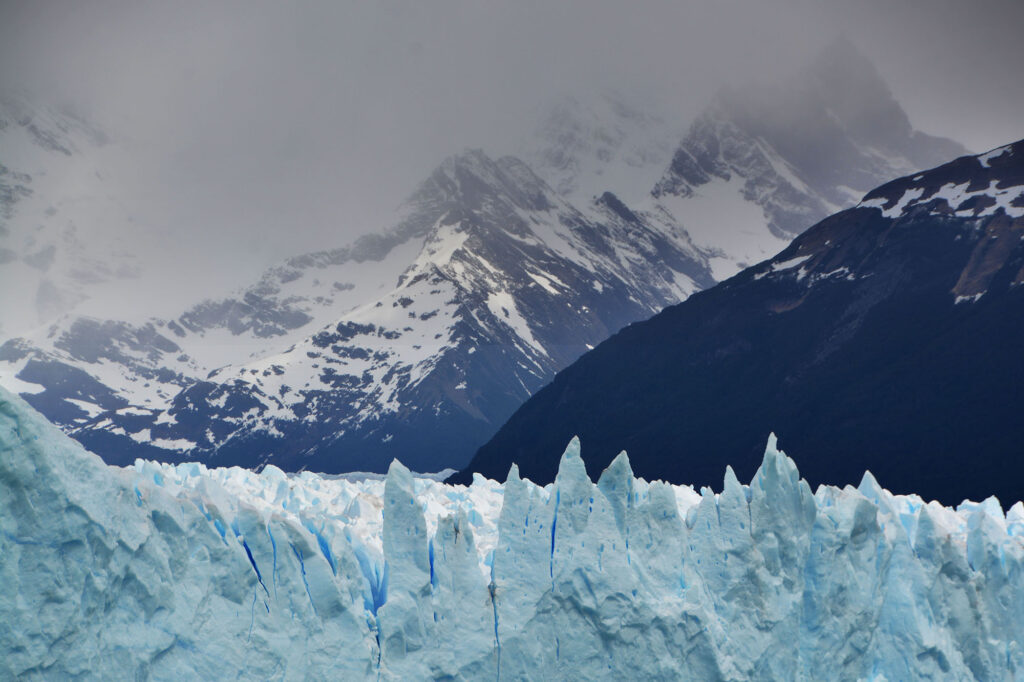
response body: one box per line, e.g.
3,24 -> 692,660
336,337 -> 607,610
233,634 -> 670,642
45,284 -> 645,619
2,385 -> 1023,680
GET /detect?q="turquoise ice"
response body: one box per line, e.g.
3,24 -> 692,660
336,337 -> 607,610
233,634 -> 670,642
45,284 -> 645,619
1,386 -> 1022,679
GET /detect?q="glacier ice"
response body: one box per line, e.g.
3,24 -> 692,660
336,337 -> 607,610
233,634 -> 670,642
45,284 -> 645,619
2,387 -> 1024,680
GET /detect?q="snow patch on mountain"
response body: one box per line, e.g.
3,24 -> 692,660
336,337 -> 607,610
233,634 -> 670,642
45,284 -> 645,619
978,144 -> 1013,169
655,173 -> 790,280
0,147 -> 711,472
646,39 -> 967,280
862,178 -> 1024,220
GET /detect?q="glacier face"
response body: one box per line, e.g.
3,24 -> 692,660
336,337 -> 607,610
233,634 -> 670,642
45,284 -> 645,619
2,387 -> 1023,680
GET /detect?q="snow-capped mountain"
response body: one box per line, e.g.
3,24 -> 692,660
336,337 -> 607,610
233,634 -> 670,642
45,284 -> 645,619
460,140 -> 1024,506
4,385 -> 1024,679
1,149 -> 711,473
649,38 -> 967,279
0,193 -> 430,436
0,94 -> 141,335
0,42 -> 971,478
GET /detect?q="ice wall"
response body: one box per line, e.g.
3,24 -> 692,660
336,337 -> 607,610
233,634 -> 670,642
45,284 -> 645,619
2,386 -> 1023,680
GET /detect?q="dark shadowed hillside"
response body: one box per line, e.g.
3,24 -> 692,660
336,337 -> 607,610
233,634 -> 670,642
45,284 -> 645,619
458,141 -> 1024,506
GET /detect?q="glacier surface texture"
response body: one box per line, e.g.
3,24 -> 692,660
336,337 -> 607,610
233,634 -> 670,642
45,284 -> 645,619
2,386 -> 1023,680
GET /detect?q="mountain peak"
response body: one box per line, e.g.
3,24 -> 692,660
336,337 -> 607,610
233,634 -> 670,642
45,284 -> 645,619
648,40 -> 968,280
436,147 -> 495,175
463,138 -> 1024,504
419,149 -> 556,220
526,91 -> 679,205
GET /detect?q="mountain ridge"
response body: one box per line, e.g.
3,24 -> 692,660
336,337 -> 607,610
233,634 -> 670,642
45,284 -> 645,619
644,38 -> 967,279
2,147 -> 710,473
456,140 -> 1024,505
0,41 -> 972,475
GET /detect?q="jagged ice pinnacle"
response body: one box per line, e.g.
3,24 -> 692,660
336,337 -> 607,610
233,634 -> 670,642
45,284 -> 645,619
1,387 -> 1022,679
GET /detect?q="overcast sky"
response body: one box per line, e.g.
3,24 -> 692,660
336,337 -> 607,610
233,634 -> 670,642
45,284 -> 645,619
1,0 -> 1022,306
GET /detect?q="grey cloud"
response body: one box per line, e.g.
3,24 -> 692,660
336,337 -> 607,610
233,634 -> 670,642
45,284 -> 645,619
0,0 -> 1020,306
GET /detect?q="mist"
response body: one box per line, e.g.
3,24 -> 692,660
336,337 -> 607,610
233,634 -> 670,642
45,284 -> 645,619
1,0 -> 1021,312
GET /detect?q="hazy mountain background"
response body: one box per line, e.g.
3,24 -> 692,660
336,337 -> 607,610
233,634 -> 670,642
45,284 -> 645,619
459,141 -> 1024,504
1,0 -> 1021,329
1,0 -> 1021,476
0,43 -> 976,474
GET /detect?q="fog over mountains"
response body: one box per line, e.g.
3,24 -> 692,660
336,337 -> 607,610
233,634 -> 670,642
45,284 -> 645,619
0,40 -> 972,474
0,95 -> 142,335
2,0 -> 1021,319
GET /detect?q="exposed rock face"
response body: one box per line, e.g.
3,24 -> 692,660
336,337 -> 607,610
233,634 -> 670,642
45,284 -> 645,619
461,141 -> 1024,507
2,150 -> 710,473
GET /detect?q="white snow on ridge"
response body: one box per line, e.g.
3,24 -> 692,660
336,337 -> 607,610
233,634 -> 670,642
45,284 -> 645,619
0,358 -> 45,395
65,398 -> 105,418
656,176 -> 791,280
978,144 -> 1013,169
866,186 -> 924,218
150,436 -> 196,451
955,293 -> 985,305
525,270 -> 561,294
484,291 -> 543,356
203,274 -> 464,430
770,254 -> 813,272
861,179 -> 1024,220
3,387 -> 1024,680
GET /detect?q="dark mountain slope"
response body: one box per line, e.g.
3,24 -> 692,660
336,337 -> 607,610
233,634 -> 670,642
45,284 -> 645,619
457,141 -> 1024,506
